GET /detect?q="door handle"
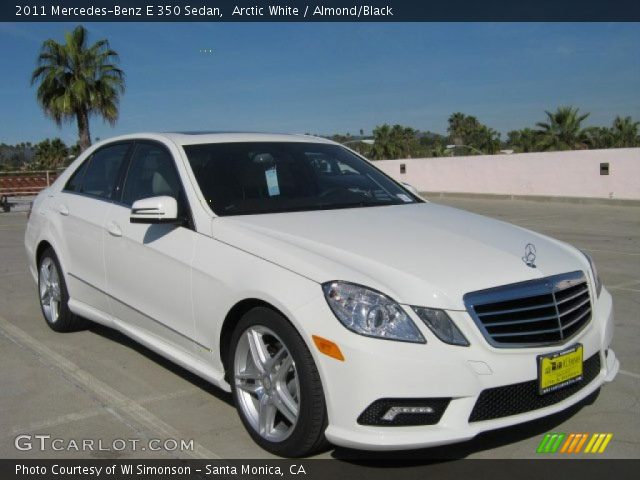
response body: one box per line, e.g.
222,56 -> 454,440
57,204 -> 69,216
106,221 -> 122,237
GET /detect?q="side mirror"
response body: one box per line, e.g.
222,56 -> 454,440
130,196 -> 179,224
401,182 -> 420,196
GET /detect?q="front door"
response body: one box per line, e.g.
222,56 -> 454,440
103,141 -> 196,348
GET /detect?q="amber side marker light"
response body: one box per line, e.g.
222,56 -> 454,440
312,335 -> 345,361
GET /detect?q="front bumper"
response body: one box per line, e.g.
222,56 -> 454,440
294,287 -> 618,451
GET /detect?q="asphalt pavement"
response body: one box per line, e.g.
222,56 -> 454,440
0,197 -> 638,460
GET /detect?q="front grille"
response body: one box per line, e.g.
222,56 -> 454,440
464,271 -> 592,348
357,398 -> 450,426
469,352 -> 601,422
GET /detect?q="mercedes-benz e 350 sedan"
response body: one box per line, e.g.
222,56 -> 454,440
25,132 -> 619,456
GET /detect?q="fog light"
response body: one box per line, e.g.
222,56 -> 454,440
357,398 -> 450,426
382,406 -> 434,421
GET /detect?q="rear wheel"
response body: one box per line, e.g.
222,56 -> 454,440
229,307 -> 329,457
38,248 -> 85,332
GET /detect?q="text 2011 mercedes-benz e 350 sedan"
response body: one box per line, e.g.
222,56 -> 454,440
25,132 -> 619,457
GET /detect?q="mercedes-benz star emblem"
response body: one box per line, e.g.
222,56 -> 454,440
522,243 -> 537,268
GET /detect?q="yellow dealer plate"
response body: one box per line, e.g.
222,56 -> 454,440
538,344 -> 584,395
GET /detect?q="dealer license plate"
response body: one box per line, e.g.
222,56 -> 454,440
538,344 -> 583,395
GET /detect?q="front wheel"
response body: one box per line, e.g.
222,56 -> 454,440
229,307 -> 329,457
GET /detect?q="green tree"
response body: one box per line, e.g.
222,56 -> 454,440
31,25 -> 125,152
418,131 -> 448,157
611,116 -> 639,148
535,106 -> 589,151
370,124 -> 396,159
34,138 -> 69,170
329,132 -> 372,155
447,112 -> 467,146
446,113 -> 501,154
506,128 -> 540,153
370,124 -> 419,160
0,142 -> 34,170
583,126 -> 614,150
68,142 -> 82,159
429,142 -> 450,158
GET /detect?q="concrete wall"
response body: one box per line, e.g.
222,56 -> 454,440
375,148 -> 640,200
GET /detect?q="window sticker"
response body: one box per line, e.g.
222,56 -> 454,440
265,167 -> 280,196
397,193 -> 413,202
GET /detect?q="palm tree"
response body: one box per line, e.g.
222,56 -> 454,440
583,126 -> 614,150
430,142 -> 450,158
507,128 -> 540,153
370,124 -> 397,160
31,25 -> 125,152
611,116 -> 640,148
535,106 -> 589,151
447,112 -> 467,146
446,112 -> 501,154
370,124 -> 418,160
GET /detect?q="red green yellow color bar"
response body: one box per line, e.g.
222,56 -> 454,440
536,433 -> 613,454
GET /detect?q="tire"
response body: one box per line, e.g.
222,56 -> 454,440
37,248 -> 86,332
229,306 -> 329,457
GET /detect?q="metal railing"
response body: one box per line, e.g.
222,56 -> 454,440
0,169 -> 64,212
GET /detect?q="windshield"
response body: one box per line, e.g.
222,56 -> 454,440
183,142 -> 420,216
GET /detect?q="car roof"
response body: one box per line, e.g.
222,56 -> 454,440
95,131 -> 337,147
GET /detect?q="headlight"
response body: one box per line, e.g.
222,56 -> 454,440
581,250 -> 602,297
412,307 -> 470,346
322,281 -> 425,343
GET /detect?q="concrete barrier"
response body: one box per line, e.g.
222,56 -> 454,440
375,148 -> 640,200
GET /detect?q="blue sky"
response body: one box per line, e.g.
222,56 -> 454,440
0,22 -> 639,145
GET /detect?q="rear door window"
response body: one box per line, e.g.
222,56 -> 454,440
64,159 -> 90,193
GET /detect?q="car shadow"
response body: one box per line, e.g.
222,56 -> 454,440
329,388 -> 600,464
87,322 -> 234,407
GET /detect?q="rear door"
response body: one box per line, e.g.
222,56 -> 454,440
54,142 -> 131,314
103,140 -> 197,348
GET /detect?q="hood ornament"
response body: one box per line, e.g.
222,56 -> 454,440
522,243 -> 537,268
522,243 -> 536,268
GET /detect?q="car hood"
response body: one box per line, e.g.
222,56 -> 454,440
210,203 -> 588,310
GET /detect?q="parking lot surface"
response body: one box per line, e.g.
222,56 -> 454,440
1,197 -> 638,460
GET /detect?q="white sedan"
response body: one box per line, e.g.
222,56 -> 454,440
25,132 -> 619,457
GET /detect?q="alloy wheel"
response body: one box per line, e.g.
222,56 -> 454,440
234,325 -> 301,442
